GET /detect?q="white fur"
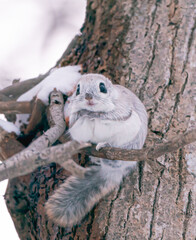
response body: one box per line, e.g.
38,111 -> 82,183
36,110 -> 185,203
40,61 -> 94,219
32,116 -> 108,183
68,74 -> 147,171
69,110 -> 141,147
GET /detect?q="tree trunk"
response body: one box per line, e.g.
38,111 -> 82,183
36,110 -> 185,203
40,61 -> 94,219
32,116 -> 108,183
5,0 -> 196,239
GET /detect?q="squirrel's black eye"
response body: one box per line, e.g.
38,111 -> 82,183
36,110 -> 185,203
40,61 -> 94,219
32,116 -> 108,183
76,84 -> 80,96
99,82 -> 107,93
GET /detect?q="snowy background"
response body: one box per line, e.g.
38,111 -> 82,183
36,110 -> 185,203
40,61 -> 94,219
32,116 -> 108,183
0,0 -> 86,239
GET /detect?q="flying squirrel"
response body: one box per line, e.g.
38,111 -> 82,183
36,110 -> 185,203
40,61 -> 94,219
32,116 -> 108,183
45,73 -> 148,227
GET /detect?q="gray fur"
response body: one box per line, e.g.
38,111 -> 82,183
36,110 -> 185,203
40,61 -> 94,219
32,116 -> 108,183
46,167 -> 117,227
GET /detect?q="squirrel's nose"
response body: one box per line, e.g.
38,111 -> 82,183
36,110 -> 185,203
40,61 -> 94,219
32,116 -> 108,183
85,93 -> 93,100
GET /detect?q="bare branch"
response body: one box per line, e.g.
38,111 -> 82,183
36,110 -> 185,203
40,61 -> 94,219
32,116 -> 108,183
23,99 -> 46,135
0,140 -> 90,182
147,130 -> 196,159
27,89 -> 66,152
0,93 -> 11,101
0,101 -> 34,114
0,128 -> 195,182
82,129 -> 196,162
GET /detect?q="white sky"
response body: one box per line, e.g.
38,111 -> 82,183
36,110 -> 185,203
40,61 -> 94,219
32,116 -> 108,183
0,0 -> 86,86
0,0 -> 86,239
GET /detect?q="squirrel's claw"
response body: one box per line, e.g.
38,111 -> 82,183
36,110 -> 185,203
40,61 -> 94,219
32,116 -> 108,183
96,142 -> 109,151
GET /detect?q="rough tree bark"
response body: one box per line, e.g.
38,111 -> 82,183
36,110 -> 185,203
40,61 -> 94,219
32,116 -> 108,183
4,0 -> 196,239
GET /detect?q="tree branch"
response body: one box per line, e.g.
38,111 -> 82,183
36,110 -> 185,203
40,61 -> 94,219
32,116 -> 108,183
0,93 -> 11,102
26,89 -> 66,152
82,129 -> 196,162
0,128 -> 195,182
0,140 -> 90,182
0,101 -> 34,114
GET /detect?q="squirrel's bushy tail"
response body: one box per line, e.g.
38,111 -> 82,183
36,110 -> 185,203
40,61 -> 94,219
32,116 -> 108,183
45,165 -> 125,227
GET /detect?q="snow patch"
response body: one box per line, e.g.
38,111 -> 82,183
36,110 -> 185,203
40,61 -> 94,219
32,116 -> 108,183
17,65 -> 82,104
0,119 -> 20,135
16,65 -> 82,128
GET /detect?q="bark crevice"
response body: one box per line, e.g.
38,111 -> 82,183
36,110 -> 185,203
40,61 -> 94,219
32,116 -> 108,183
148,169 -> 164,240
176,148 -> 184,203
182,190 -> 193,240
139,23 -> 160,101
182,17 -> 196,73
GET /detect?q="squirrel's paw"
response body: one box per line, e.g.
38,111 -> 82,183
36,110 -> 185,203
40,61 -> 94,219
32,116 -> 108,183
96,142 -> 110,151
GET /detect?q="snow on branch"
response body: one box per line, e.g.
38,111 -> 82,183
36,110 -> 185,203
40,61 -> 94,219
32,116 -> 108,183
0,73 -> 49,100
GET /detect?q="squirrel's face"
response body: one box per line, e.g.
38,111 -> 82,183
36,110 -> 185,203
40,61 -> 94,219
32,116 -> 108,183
70,74 -> 118,112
